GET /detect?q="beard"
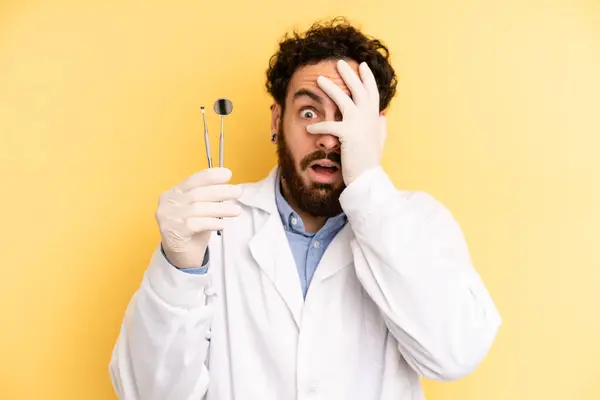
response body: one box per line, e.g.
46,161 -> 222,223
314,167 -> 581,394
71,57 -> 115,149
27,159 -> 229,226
276,126 -> 345,218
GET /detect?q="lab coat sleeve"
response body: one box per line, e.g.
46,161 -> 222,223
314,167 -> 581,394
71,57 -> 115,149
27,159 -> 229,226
109,244 -> 214,399
339,166 -> 502,381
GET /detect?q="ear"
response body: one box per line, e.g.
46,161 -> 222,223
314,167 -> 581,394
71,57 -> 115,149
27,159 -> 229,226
271,103 -> 282,134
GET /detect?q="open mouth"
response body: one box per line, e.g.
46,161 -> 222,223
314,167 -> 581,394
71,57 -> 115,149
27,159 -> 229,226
310,161 -> 340,175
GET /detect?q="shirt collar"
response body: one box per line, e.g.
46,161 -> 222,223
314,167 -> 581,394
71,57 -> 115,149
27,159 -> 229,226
274,168 -> 347,237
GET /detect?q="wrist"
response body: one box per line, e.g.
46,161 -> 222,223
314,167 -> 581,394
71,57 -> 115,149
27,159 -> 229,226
161,243 -> 209,270
339,166 -> 397,221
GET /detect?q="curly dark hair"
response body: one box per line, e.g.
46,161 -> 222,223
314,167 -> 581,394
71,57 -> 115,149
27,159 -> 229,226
265,17 -> 398,113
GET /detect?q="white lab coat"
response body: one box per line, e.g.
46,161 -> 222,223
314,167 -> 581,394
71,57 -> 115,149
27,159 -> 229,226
109,166 -> 501,400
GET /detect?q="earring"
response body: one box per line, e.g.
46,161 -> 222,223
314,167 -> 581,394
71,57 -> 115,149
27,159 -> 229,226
271,132 -> 277,143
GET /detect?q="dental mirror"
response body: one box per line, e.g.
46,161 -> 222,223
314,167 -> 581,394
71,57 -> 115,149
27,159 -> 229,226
213,98 -> 233,168
214,98 -> 233,116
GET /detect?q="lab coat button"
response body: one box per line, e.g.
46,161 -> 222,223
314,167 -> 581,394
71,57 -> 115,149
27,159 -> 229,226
205,329 -> 212,340
204,286 -> 217,296
305,382 -> 318,395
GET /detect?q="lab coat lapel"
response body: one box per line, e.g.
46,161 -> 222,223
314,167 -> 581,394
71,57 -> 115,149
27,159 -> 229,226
248,213 -> 304,328
239,167 -> 304,329
312,224 -> 355,283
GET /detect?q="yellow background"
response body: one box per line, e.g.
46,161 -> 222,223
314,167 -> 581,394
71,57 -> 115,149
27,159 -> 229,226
1,0 -> 599,398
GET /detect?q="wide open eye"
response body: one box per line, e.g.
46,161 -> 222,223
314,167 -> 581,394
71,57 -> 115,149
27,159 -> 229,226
300,108 -> 318,119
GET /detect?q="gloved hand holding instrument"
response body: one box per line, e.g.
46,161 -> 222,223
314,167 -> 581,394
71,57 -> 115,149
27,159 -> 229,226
201,99 -> 234,236
156,98 -> 239,270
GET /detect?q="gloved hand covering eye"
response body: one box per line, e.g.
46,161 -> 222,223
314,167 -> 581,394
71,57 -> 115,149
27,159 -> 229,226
306,59 -> 387,186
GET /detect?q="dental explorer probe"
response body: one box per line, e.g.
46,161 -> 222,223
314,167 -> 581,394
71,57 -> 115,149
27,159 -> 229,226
200,107 -> 213,168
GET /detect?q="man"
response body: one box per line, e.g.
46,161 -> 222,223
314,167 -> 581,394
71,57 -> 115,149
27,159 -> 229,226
109,17 -> 501,400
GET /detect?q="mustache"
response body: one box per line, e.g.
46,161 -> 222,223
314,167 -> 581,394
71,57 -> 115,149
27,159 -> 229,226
300,150 -> 341,170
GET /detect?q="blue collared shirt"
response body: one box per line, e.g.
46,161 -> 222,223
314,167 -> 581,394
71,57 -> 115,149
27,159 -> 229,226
273,174 -> 347,297
164,170 -> 348,298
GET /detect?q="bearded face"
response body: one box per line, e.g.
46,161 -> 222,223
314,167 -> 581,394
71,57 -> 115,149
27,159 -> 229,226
276,124 -> 344,218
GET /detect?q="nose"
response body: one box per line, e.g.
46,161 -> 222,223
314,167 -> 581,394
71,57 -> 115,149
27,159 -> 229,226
313,103 -> 343,151
315,134 -> 340,152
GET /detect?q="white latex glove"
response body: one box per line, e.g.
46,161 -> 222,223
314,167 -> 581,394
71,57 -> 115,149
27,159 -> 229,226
306,59 -> 387,185
156,167 -> 243,269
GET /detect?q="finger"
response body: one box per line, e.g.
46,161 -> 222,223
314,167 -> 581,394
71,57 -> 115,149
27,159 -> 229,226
358,62 -> 380,111
185,217 -> 227,233
180,201 -> 242,219
306,121 -> 344,137
178,167 -> 232,193
316,76 -> 355,115
184,184 -> 243,203
336,59 -> 368,108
